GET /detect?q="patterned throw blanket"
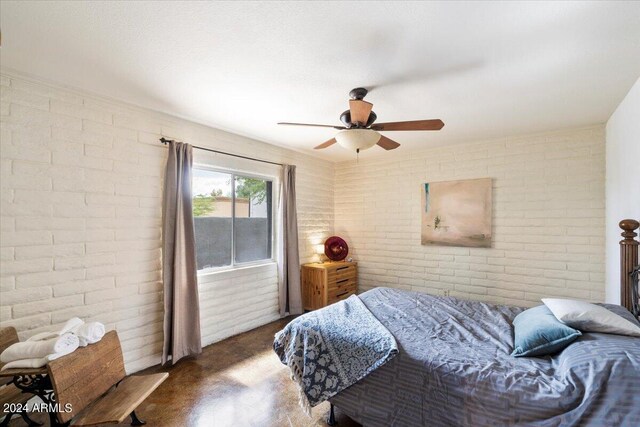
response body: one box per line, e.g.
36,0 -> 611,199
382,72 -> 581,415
273,295 -> 398,414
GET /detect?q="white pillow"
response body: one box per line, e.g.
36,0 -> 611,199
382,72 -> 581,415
542,298 -> 640,337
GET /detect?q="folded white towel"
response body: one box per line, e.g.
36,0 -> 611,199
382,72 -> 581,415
27,331 -> 57,342
0,346 -> 76,371
27,317 -> 85,342
0,333 -> 79,363
1,357 -> 48,370
71,322 -> 105,347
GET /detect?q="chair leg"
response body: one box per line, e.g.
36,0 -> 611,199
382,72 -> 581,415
19,411 -> 43,427
46,410 -> 69,427
130,411 -> 146,426
0,413 -> 12,427
327,403 -> 337,426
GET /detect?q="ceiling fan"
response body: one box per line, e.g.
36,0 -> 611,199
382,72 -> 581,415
278,87 -> 444,153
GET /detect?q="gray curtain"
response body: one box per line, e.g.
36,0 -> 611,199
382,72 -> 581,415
278,165 -> 303,316
162,141 -> 202,365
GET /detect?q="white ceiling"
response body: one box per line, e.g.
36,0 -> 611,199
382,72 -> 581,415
1,1 -> 639,161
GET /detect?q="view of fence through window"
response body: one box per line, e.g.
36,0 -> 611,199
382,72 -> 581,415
192,168 -> 273,270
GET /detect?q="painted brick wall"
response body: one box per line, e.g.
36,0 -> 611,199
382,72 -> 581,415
334,126 -> 606,307
0,72 -> 334,372
0,69 -> 607,372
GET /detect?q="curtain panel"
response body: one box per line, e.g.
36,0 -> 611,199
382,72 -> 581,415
278,164 -> 303,316
162,141 -> 202,365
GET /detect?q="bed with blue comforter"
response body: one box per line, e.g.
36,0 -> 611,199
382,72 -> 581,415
323,287 -> 640,426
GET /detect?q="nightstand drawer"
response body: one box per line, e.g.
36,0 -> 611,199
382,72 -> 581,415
327,275 -> 356,290
328,282 -> 356,301
327,265 -> 357,284
328,289 -> 356,304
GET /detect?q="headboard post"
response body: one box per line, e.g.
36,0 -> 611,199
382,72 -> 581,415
619,219 -> 639,312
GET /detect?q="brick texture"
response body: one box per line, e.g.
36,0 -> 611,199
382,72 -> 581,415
334,127 -> 606,307
0,72 -> 334,373
0,70 -> 607,373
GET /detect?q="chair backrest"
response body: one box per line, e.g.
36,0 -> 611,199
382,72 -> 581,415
0,327 -> 20,385
47,330 -> 126,424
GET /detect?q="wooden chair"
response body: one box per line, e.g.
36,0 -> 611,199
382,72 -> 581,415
46,330 -> 168,426
0,327 -> 42,427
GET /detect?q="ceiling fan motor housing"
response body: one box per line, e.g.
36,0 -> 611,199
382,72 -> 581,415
340,109 -> 377,128
365,111 -> 377,127
340,110 -> 352,127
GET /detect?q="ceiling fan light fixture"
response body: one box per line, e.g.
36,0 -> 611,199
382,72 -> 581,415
335,129 -> 381,152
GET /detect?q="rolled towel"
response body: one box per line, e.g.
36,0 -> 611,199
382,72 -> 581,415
45,343 -> 79,361
71,322 -> 105,347
0,333 -> 79,363
60,317 -> 84,334
27,317 -> 85,342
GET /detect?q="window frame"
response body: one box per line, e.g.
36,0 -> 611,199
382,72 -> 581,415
192,165 -> 277,275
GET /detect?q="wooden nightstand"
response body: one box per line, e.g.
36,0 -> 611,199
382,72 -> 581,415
301,261 -> 358,311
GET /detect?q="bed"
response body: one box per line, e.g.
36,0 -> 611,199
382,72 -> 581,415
275,219 -> 640,426
329,287 -> 640,426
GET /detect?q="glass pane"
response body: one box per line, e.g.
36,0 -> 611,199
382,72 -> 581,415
192,169 -> 233,269
234,176 -> 272,263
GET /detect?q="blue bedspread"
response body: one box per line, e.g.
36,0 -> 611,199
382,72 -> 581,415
330,287 -> 640,426
273,295 -> 398,413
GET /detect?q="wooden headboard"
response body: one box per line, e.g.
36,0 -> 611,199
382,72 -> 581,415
619,219 -> 639,316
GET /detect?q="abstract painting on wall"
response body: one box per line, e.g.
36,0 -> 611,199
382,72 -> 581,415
421,178 -> 492,248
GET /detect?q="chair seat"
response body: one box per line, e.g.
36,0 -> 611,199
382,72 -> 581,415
71,373 -> 168,426
0,383 -> 32,406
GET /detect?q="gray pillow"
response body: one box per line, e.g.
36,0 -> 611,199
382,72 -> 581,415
542,298 -> 640,337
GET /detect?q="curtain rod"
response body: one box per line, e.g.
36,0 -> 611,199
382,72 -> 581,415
159,137 -> 286,167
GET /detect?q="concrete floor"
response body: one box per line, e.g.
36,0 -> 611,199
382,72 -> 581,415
10,318 -> 360,427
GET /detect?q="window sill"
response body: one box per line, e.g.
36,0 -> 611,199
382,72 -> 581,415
197,260 -> 277,280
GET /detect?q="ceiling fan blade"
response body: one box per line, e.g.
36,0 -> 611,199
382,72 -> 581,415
376,135 -> 401,150
314,138 -> 337,149
371,119 -> 444,131
349,100 -> 373,125
278,122 -> 345,130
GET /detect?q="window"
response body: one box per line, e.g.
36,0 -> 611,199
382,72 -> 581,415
192,168 -> 273,271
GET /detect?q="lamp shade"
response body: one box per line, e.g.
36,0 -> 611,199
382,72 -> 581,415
335,129 -> 381,152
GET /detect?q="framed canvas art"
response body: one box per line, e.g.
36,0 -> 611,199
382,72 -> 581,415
421,178 -> 492,248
